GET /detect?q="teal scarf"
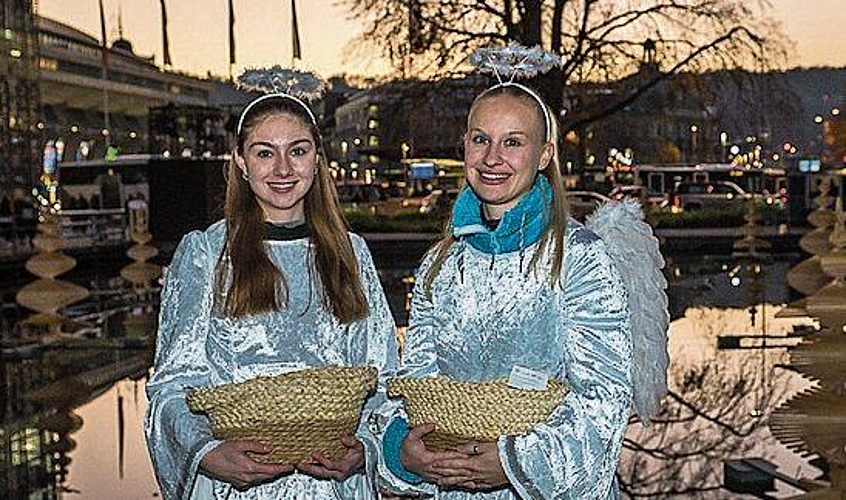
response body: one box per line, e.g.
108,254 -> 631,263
452,175 -> 552,254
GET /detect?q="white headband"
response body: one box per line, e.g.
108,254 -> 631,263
485,82 -> 553,143
469,44 -> 560,143
236,92 -> 318,135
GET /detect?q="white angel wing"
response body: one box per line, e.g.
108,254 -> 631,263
586,198 -> 670,425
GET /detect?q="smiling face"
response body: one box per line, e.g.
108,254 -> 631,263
464,92 -> 553,220
234,112 -> 318,223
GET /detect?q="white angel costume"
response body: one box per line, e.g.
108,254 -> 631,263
145,221 -> 399,499
375,176 -> 669,499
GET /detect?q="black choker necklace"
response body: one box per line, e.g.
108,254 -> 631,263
264,221 -> 310,241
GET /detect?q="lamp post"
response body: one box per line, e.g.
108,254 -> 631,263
690,124 -> 698,163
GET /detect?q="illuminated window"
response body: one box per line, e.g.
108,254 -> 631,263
39,58 -> 58,71
368,135 -> 379,147
368,119 -> 378,130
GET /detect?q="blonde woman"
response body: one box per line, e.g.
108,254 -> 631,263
379,75 -> 667,498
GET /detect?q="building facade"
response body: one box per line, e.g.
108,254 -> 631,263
1,0 -> 41,190
329,77 -> 481,190
36,15 -> 210,163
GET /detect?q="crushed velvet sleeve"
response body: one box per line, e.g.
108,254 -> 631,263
144,230 -> 221,500
370,251 -> 441,496
335,234 -> 401,498
498,235 -> 634,499
399,252 -> 442,380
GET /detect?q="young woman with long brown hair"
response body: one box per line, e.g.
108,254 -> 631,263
145,89 -> 398,499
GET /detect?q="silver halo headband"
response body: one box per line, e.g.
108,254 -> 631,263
236,92 -> 318,135
485,82 -> 553,143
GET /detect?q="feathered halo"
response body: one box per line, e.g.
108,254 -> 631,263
235,66 -> 326,132
237,66 -> 327,102
469,43 -> 561,84
469,43 -> 561,141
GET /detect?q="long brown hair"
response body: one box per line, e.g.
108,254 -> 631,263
424,85 -> 569,295
213,96 -> 368,323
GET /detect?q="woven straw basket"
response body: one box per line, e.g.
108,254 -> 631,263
187,365 -> 377,464
387,376 -> 568,451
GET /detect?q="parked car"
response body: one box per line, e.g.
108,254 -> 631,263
609,184 -> 667,208
418,188 -> 459,215
566,190 -> 611,220
670,180 -> 754,211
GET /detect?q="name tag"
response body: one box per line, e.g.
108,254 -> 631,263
507,365 -> 549,391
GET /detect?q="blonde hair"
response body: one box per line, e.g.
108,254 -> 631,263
424,85 -> 569,295
213,96 -> 368,323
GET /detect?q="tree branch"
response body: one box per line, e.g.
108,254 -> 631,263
564,26 -> 763,133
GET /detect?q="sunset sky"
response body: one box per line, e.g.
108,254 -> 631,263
36,0 -> 846,80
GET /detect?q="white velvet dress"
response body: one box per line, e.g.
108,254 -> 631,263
145,220 -> 399,499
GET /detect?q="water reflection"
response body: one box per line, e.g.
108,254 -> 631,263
0,253 -> 825,497
64,379 -> 159,499
620,306 -> 817,498
0,348 -> 152,498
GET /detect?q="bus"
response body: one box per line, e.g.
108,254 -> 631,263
629,163 -> 787,201
401,157 -> 464,197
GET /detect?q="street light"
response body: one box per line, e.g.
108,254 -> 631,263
690,124 -> 698,161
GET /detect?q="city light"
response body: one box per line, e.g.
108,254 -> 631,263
3,5 -> 845,496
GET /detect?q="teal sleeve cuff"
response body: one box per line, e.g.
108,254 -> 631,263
382,417 -> 423,484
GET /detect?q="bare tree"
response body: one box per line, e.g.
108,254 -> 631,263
618,350 -> 809,497
341,0 -> 788,133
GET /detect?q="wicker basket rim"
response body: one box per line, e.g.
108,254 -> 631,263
186,365 -> 378,414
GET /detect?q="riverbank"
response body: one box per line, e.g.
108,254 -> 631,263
0,225 -> 807,275
361,225 -> 806,267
